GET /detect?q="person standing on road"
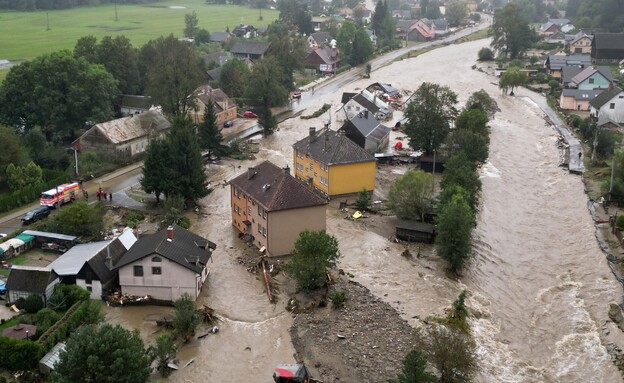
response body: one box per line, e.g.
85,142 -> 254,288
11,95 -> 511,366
96,190 -> 101,201
109,192 -> 112,202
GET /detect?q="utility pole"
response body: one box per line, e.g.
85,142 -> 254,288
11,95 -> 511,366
114,0 -> 118,21
46,12 -> 50,30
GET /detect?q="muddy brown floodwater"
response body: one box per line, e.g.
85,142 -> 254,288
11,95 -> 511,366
105,38 -> 624,383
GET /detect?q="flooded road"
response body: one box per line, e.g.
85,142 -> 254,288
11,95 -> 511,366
106,38 -> 624,382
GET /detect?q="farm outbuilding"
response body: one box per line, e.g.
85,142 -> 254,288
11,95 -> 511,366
395,219 -> 435,243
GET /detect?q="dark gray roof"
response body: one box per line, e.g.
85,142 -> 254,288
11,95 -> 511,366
562,65 -> 584,84
593,33 -> 624,50
210,32 -> 231,43
310,31 -> 332,45
312,48 -> 340,65
549,18 -> 571,27
207,67 -> 223,82
396,219 -> 435,234
547,54 -> 592,70
590,87 -> 623,109
342,112 -> 390,142
432,18 -> 447,30
87,237 -> 128,283
570,33 -> 592,45
561,88 -> 603,101
6,266 -> 56,294
396,19 -> 417,31
229,161 -> 327,211
114,225 -> 215,274
292,128 -> 376,166
351,93 -> 381,113
230,41 -> 271,56
341,92 -> 357,104
203,52 -> 229,67
368,82 -> 399,96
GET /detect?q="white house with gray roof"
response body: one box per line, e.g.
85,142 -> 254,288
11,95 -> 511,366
115,225 -> 216,301
590,87 -> 624,126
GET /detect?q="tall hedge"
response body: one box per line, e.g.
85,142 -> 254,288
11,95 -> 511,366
0,336 -> 43,371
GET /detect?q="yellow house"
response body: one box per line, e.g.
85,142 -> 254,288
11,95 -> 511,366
229,161 -> 327,256
292,127 -> 377,198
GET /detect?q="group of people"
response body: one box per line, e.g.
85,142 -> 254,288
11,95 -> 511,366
96,189 -> 112,202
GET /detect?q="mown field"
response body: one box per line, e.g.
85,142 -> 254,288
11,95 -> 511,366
0,0 -> 279,62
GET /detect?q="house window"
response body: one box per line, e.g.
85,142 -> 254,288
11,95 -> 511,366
133,265 -> 144,277
588,78 -> 594,84
611,103 -> 616,109
151,256 -> 162,262
320,176 -> 329,186
258,223 -> 262,233
296,163 -> 304,171
258,206 -> 266,219
152,267 -> 162,275
262,226 -> 267,237
85,271 -> 92,284
86,286 -> 92,292
248,206 -> 252,214
297,151 -> 304,159
309,163 -> 314,171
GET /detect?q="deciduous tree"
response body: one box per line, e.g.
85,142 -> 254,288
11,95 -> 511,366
0,126 -> 27,180
435,192 -> 474,274
387,170 -> 434,221
0,51 -> 118,137
184,11 -> 199,38
415,325 -> 477,383
490,2 -> 533,59
141,35 -> 205,116
173,293 -> 200,342
95,35 -> 140,95
44,202 -> 106,238
404,82 -> 458,154
440,152 -> 481,210
51,324 -> 151,383
219,59 -> 249,102
389,348 -> 437,383
149,332 -> 177,377
445,0 -> 467,27
258,106 -> 277,136
498,67 -> 527,95
245,57 -> 289,108
286,230 -> 341,291
465,90 -> 499,119
267,21 -> 307,91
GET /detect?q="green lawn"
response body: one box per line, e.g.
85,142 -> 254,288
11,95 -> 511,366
0,0 -> 278,62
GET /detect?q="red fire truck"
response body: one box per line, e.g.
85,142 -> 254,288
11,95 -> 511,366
40,182 -> 80,207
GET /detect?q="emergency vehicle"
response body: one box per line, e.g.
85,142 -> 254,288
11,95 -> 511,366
40,182 -> 80,207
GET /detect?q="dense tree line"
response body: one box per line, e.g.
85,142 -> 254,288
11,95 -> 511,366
566,0 -> 624,32
0,0 -> 163,11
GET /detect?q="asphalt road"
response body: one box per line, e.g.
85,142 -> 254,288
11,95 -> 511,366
0,14 -> 492,236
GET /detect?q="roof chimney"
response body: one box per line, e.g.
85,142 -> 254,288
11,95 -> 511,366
309,127 -> 316,140
324,129 -> 330,150
283,165 -> 290,174
167,226 -> 174,241
106,247 -> 113,269
364,110 -> 369,118
248,167 -> 256,180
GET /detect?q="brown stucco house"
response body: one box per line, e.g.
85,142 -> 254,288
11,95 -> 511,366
114,225 -> 216,301
229,161 -> 327,256
189,85 -> 237,127
72,110 -> 171,164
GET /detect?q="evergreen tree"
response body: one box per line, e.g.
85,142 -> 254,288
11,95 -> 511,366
140,138 -> 169,204
167,117 -> 209,203
198,100 -> 226,159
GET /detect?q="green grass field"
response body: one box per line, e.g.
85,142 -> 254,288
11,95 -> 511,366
0,0 -> 278,62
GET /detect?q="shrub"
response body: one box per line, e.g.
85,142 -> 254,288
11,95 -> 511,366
354,189 -> 372,211
616,215 -> 624,230
47,284 -> 90,311
179,215 -> 191,229
24,295 -> 44,314
125,211 -> 145,228
15,298 -> 25,310
34,308 -> 61,335
477,47 -> 494,61
0,336 -> 43,371
332,291 -> 347,309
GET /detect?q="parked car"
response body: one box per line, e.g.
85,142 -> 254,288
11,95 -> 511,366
292,90 -> 302,99
223,120 -> 234,128
243,110 -> 258,118
21,206 -> 50,225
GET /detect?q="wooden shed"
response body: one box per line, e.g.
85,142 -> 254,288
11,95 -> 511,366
395,219 -> 435,243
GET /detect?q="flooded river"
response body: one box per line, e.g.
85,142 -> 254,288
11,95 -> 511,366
106,38 -> 624,382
